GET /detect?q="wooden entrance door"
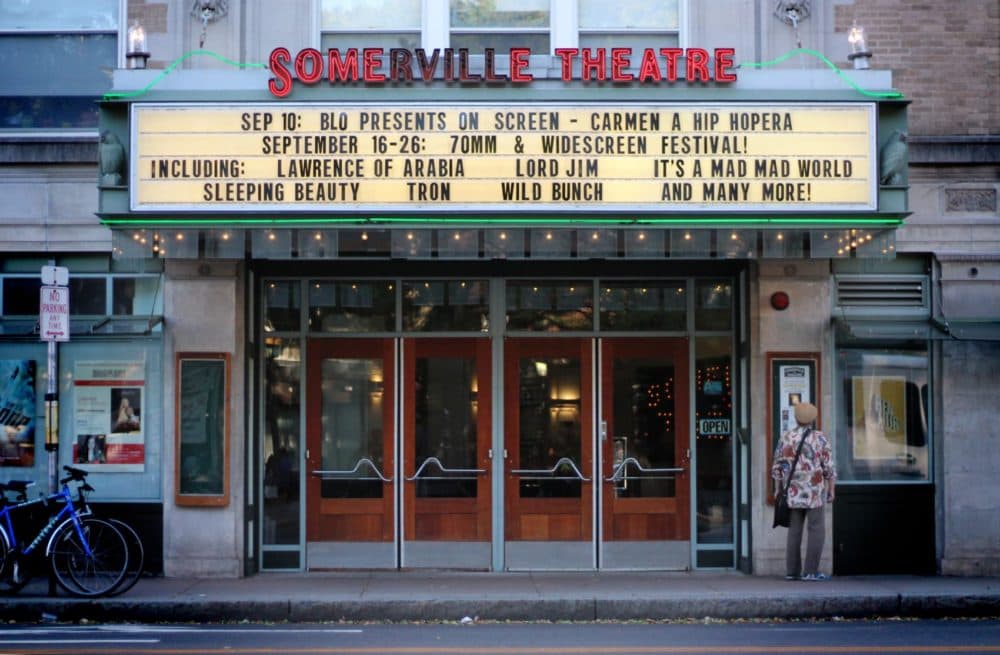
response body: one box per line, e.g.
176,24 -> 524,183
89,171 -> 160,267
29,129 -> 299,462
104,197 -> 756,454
305,338 -> 395,568
504,338 -> 593,568
600,338 -> 690,568
402,338 -> 492,568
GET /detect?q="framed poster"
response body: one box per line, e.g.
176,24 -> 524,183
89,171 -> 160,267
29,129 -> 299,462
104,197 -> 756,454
73,361 -> 145,472
765,352 -> 820,502
0,360 -> 36,467
175,352 -> 230,507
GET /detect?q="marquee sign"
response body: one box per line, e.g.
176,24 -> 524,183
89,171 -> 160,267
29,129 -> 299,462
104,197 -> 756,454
129,102 -> 877,214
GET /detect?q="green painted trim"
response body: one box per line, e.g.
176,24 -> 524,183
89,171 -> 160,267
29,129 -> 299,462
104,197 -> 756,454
100,216 -> 904,228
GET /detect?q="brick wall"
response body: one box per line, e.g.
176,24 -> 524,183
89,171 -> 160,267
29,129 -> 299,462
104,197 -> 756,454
835,0 -> 999,136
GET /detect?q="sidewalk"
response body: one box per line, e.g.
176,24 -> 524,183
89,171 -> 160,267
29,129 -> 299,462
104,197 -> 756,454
2,571 -> 998,623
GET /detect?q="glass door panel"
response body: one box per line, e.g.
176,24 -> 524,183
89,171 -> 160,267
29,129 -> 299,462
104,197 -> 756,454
403,338 -> 492,568
306,339 -> 395,569
504,338 -> 593,569
600,338 -> 690,569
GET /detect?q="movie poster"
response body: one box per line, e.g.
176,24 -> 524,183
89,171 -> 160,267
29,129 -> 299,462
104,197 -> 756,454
776,363 -> 813,436
852,375 -> 907,460
73,360 -> 145,472
0,360 -> 36,467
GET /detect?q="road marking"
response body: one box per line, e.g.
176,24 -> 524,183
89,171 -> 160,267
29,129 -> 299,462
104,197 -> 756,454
4,644 -> 1000,654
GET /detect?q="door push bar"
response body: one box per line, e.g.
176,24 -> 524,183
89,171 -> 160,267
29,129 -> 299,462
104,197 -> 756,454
405,456 -> 487,481
311,457 -> 392,482
605,456 -> 685,482
511,457 -> 591,481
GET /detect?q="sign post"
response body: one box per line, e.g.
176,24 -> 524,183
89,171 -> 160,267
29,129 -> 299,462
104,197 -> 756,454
40,265 -> 69,494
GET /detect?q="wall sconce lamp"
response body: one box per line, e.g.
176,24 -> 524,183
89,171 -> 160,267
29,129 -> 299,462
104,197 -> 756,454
126,20 -> 149,69
848,21 -> 872,69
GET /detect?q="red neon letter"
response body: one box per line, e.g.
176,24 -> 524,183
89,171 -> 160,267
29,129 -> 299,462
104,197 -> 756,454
554,48 -> 578,81
363,48 -> 386,82
686,48 -> 710,82
611,48 -> 633,81
294,48 -> 323,84
327,49 -> 359,81
268,47 -> 292,97
581,48 -> 606,81
714,48 -> 737,82
510,47 -> 533,82
659,47 -> 682,81
637,48 -> 661,82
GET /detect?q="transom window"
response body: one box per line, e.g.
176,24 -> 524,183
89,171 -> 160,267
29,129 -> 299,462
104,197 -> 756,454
0,0 -> 119,130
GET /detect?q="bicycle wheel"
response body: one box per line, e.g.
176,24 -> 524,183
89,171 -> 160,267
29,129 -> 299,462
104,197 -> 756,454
49,517 -> 128,597
105,519 -> 144,596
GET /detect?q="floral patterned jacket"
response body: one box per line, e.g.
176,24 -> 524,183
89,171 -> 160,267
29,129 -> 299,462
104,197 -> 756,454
771,425 -> 836,509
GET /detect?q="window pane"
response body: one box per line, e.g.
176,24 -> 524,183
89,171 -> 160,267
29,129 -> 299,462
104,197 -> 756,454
414,356 -> 478,499
68,278 -> 105,315
451,0 -> 549,28
308,280 -> 395,333
1,34 -> 115,129
579,0 -> 678,29
506,281 -> 593,332
321,0 -> 420,29
836,349 -> 930,482
695,280 -> 732,331
403,280 -> 488,332
113,277 -> 161,316
264,280 -> 300,332
320,32 -> 421,51
600,281 -> 686,331
518,355 -> 582,498
2,278 -> 40,315
451,32 -> 549,52
0,0 -> 118,30
263,338 -> 301,545
695,336 -> 733,544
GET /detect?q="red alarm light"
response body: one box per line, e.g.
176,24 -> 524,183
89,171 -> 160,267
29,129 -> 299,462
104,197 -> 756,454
770,291 -> 790,311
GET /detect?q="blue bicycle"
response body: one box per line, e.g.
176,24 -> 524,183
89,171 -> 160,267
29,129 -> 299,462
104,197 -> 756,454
0,466 -> 130,597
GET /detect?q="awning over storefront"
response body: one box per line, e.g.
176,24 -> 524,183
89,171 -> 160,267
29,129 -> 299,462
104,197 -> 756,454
834,317 -> 1000,341
0,316 -> 163,338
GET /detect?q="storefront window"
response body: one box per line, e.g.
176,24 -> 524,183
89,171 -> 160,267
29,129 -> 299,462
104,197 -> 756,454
600,281 -> 686,331
835,348 -> 930,482
403,280 -> 488,332
308,281 -> 394,333
506,281 -> 593,332
263,338 -> 301,545
695,336 -> 733,544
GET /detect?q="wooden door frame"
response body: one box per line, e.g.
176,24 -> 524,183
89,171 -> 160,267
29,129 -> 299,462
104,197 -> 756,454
503,337 -> 594,541
599,337 -> 691,542
402,337 -> 492,542
305,338 -> 396,542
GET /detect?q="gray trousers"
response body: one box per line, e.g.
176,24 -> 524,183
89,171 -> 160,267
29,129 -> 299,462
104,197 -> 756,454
786,504 -> 825,577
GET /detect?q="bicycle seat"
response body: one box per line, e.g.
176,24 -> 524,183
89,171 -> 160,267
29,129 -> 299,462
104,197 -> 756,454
1,480 -> 34,494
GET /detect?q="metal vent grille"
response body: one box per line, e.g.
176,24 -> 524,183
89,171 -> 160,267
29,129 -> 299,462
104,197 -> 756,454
835,276 -> 927,308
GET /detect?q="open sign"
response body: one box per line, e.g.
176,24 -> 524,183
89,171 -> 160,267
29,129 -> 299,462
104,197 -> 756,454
698,418 -> 731,435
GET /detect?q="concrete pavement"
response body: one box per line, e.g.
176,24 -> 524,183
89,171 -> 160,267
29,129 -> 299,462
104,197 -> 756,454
1,571 -> 998,623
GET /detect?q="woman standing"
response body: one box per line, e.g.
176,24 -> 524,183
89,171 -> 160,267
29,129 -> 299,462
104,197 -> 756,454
771,402 -> 836,581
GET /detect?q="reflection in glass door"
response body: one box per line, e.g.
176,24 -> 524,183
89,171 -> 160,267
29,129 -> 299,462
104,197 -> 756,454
600,338 -> 691,569
504,338 -> 593,569
403,338 -> 492,568
305,339 -> 395,569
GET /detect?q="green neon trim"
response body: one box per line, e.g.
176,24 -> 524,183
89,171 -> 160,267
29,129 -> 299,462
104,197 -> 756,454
101,216 -> 903,227
102,50 -> 267,101
740,48 -> 904,99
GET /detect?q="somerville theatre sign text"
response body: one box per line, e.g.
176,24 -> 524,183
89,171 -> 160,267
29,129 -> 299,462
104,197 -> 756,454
268,47 -> 738,97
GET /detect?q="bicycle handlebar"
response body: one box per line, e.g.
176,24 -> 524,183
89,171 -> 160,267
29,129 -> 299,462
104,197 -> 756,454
60,465 -> 89,485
